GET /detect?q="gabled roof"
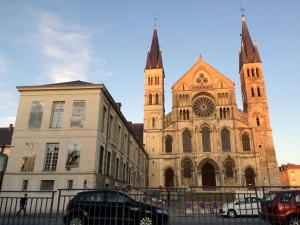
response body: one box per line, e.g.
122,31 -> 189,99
0,125 -> 14,146
17,80 -> 98,89
145,27 -> 163,69
239,15 -> 261,71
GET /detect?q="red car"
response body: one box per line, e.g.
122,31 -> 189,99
260,189 -> 300,225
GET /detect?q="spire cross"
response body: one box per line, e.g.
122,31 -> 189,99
153,14 -> 157,29
240,0 -> 246,16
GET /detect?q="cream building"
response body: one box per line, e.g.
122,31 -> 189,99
279,164 -> 300,186
3,81 -> 148,191
143,16 -> 280,188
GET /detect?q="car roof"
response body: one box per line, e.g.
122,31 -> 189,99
77,190 -> 124,196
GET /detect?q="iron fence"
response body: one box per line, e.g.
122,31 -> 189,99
0,186 -> 299,225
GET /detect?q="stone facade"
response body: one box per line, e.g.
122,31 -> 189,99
2,81 -> 148,191
279,164 -> 300,186
143,17 -> 280,188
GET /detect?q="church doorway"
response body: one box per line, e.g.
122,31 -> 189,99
245,167 -> 256,186
164,168 -> 174,188
202,163 -> 216,187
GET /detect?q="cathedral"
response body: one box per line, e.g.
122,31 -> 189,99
143,15 -> 280,188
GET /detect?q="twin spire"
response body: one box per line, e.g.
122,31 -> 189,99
239,15 -> 261,71
145,26 -> 163,69
145,15 -> 261,71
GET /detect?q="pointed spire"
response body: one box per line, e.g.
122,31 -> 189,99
239,15 -> 261,70
145,26 -> 163,69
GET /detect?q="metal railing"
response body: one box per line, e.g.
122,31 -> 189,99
0,186 -> 299,225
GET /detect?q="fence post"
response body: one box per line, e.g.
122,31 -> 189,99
50,191 -> 55,216
55,189 -> 62,224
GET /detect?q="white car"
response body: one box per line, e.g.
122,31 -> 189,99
219,197 -> 261,218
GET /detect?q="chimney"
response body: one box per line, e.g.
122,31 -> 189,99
116,102 -> 122,110
9,124 -> 13,131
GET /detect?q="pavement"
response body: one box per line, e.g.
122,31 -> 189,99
0,214 -> 270,225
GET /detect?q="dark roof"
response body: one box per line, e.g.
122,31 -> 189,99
145,27 -> 163,69
17,80 -> 99,89
239,16 -> 261,71
129,123 -> 144,144
0,125 -> 14,146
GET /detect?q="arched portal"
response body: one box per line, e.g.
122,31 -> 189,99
164,168 -> 175,188
202,163 -> 216,187
245,167 -> 256,186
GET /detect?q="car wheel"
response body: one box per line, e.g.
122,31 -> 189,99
227,210 -> 236,218
289,217 -> 300,225
68,217 -> 84,225
139,216 -> 153,225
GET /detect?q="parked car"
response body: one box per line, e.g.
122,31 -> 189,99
63,190 -> 169,225
219,196 -> 261,218
260,189 -> 300,225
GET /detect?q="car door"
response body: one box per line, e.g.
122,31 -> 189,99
106,192 -> 127,225
235,198 -> 246,215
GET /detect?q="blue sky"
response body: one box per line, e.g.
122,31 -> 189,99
0,0 -> 299,164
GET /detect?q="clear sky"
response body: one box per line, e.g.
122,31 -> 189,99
0,0 -> 299,164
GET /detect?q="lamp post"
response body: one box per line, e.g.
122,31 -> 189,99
0,145 -> 9,190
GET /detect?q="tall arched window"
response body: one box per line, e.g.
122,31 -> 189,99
224,160 -> 235,178
202,126 -> 211,152
183,110 -> 186,120
221,128 -> 231,152
257,87 -> 261,97
256,68 -> 260,78
152,118 -> 155,128
251,88 -> 255,97
182,159 -> 193,178
149,94 -> 152,105
182,130 -> 192,153
252,68 -> 255,77
247,68 -> 250,77
165,135 -> 173,153
242,134 -> 251,151
256,117 -> 260,126
186,110 -> 190,120
155,93 -> 159,104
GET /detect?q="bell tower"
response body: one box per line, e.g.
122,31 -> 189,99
144,25 -> 165,131
143,25 -> 165,187
239,15 -> 280,185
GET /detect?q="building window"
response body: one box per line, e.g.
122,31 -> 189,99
70,100 -> 86,128
182,159 -> 193,178
149,94 -> 152,105
109,115 -> 113,139
221,128 -> 231,152
50,101 -> 65,128
247,68 -> 250,77
101,106 -> 107,133
257,87 -> 261,97
256,68 -> 260,78
224,160 -> 235,178
22,180 -> 28,191
182,129 -> 192,153
251,88 -> 255,97
202,126 -> 211,152
123,163 -> 126,182
252,68 -> 255,77
155,93 -> 159,104
28,101 -> 44,128
106,151 -> 111,176
98,146 -> 104,174
256,117 -> 260,126
67,180 -> 73,189
152,118 -> 155,128
165,135 -> 173,153
40,180 -> 54,191
44,143 -> 59,171
116,158 -> 119,179
242,134 -> 251,151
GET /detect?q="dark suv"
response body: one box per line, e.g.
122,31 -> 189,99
260,189 -> 300,225
63,190 -> 169,225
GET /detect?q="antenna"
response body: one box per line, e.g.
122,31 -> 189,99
240,0 -> 246,16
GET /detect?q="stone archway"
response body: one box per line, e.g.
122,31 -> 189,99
245,167 -> 256,186
197,158 -> 220,187
164,168 -> 175,188
202,163 -> 216,186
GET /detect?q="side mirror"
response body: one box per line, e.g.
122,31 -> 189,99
235,201 -> 239,205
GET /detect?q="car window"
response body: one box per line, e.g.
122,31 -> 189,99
251,197 -> 261,203
295,194 -> 300,204
107,193 -> 126,203
281,193 -> 293,203
237,198 -> 245,204
80,193 -> 104,202
263,193 -> 276,202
